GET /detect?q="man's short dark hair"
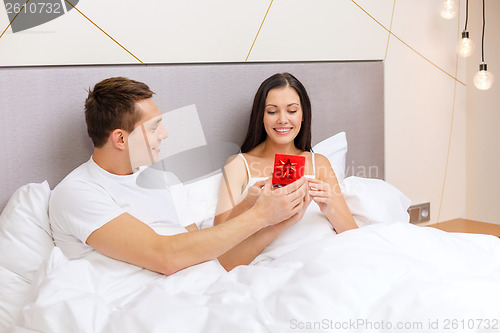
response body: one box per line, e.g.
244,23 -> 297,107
85,77 -> 155,147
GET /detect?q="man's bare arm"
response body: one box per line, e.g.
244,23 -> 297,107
86,178 -> 306,275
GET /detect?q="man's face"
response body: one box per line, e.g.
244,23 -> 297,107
128,99 -> 168,170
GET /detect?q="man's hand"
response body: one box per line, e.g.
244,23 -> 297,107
238,179 -> 266,210
272,182 -> 312,232
252,176 -> 308,228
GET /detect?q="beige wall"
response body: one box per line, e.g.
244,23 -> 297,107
0,0 -> 473,223
466,0 -> 500,224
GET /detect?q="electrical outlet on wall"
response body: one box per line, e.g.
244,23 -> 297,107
408,203 -> 430,224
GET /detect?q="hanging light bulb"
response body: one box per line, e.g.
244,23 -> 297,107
457,1 -> 473,57
439,0 -> 457,19
473,0 -> 494,90
456,31 -> 474,57
473,63 -> 494,90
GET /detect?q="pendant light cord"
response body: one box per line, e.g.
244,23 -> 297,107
464,0 -> 468,30
481,0 -> 485,62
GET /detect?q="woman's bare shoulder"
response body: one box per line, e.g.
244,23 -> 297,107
223,153 -> 245,170
312,152 -> 331,167
312,152 -> 338,181
221,154 -> 248,193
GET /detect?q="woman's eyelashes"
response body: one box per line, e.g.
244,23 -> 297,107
266,109 -> 299,115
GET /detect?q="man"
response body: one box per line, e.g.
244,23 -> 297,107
49,77 -> 309,275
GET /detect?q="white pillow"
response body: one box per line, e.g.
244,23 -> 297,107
182,173 -> 222,228
341,176 -> 411,227
0,181 -> 53,330
312,132 -> 347,184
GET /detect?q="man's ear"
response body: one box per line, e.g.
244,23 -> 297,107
110,129 -> 127,150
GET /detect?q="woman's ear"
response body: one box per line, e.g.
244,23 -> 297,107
110,129 -> 127,150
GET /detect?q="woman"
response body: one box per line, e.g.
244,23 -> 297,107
214,73 -> 357,270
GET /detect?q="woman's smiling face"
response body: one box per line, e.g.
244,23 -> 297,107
263,86 -> 303,146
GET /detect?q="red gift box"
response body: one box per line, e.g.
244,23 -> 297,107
272,154 -> 306,187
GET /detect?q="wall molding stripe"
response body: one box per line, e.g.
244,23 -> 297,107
64,0 -> 143,63
352,0 -> 466,86
437,0 -> 461,223
0,0 -> 30,40
245,0 -> 274,62
384,0 -> 397,61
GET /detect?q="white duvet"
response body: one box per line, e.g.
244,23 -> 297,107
9,219 -> 500,333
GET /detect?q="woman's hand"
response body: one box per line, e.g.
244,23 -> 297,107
307,177 -> 357,233
307,178 -> 338,217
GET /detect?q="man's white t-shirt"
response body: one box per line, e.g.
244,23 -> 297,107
50,157 -> 191,259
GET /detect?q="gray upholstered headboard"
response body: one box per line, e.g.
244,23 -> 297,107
0,61 -> 384,211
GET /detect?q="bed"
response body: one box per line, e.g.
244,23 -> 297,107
1,62 -> 500,333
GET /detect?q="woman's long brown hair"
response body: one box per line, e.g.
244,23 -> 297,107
240,72 -> 312,153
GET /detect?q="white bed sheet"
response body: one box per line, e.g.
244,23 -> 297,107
8,220 -> 500,333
